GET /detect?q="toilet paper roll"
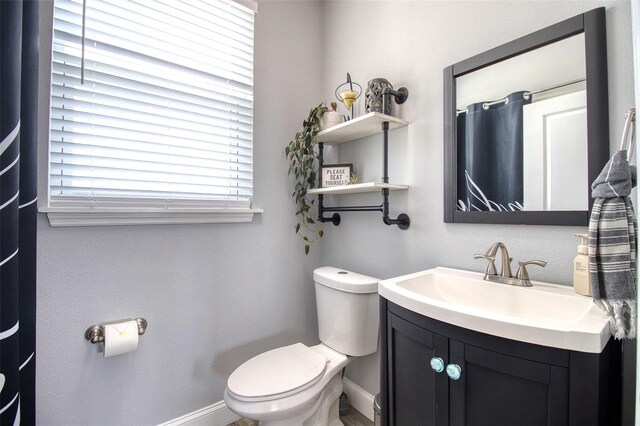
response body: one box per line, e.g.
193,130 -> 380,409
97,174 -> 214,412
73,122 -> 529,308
104,320 -> 139,358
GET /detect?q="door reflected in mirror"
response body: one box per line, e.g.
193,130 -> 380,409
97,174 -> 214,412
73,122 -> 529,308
523,89 -> 587,211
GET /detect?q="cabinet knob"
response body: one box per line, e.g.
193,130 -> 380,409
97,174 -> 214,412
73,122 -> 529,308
430,357 -> 445,373
446,363 -> 462,380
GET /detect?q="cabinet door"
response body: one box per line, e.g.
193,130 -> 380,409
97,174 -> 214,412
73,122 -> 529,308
448,340 -> 569,426
387,313 -> 449,426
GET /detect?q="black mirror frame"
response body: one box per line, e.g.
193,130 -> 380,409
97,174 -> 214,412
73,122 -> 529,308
443,8 -> 609,226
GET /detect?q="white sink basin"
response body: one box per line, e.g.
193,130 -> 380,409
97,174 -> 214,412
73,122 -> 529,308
378,267 -> 611,353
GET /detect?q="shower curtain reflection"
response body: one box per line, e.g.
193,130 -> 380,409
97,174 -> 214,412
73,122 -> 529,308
457,91 -> 531,211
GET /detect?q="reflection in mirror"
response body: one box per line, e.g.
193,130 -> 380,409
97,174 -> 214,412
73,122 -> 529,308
455,34 -> 586,212
443,8 -> 609,226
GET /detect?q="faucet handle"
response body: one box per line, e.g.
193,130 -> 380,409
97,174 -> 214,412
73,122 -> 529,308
515,260 -> 547,282
473,254 -> 497,276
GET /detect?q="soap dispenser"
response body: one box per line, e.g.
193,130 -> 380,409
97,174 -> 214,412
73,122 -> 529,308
573,234 -> 592,296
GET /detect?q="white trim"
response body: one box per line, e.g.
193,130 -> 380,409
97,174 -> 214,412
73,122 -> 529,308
157,400 -> 241,426
155,380 -> 375,425
42,208 -> 263,227
232,0 -> 257,13
342,378 -> 376,422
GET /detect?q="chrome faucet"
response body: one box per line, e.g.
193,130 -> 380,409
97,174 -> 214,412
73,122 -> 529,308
473,242 -> 547,287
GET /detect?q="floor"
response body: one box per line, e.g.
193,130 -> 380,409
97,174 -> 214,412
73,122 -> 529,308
227,406 -> 373,426
339,408 -> 374,426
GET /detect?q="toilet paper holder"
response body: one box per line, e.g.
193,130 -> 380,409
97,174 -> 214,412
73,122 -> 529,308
84,318 -> 148,344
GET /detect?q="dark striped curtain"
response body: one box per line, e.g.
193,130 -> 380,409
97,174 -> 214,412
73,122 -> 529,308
1,1 -> 39,424
456,91 -> 531,211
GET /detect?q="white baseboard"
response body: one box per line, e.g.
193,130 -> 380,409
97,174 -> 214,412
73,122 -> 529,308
157,400 -> 241,426
157,379 -> 376,426
342,378 -> 376,422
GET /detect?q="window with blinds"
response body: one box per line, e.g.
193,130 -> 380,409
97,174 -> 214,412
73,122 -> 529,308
49,0 -> 255,212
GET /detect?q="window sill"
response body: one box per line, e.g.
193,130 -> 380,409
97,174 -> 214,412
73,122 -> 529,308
40,207 -> 264,227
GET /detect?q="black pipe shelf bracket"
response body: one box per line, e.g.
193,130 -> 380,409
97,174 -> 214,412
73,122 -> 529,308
314,88 -> 410,230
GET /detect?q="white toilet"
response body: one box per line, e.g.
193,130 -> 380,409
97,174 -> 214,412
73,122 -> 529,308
224,266 -> 379,426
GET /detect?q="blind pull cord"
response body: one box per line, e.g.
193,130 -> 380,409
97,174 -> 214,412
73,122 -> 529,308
81,0 -> 87,84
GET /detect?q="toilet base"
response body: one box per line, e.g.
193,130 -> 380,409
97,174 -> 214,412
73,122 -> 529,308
257,375 -> 344,426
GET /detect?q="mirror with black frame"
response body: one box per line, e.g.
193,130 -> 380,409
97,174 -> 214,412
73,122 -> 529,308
443,8 -> 609,225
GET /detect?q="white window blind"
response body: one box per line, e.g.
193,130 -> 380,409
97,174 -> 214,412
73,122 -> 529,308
49,0 -> 255,212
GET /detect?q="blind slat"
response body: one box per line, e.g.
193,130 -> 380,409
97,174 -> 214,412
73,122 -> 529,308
49,165 -> 253,186
50,121 -> 253,152
54,0 -> 254,70
50,104 -> 253,137
50,138 -> 252,161
53,12 -> 254,63
52,46 -> 253,100
50,0 -> 254,206
51,68 -> 252,124
49,151 -> 253,173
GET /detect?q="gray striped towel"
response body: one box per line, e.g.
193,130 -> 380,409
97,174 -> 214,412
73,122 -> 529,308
589,150 -> 637,339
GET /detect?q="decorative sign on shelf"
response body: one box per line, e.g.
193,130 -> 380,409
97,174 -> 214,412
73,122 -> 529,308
321,164 -> 353,187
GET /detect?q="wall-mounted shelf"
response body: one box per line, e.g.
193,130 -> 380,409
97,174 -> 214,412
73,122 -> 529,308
318,112 -> 408,145
316,89 -> 411,230
308,182 -> 408,195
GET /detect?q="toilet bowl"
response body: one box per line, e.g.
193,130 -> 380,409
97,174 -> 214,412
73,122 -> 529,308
224,267 -> 379,426
224,343 -> 349,425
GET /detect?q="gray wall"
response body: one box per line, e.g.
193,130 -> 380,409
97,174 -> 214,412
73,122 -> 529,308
35,1 -> 325,424
318,1 -> 634,395
34,0 -> 635,423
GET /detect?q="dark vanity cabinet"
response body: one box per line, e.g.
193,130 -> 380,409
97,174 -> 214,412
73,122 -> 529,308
380,298 -> 621,426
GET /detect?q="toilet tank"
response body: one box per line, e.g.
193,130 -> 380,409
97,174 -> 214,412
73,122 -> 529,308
313,267 -> 379,356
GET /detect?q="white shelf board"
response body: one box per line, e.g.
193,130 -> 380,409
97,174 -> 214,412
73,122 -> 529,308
307,182 -> 409,195
317,112 -> 408,145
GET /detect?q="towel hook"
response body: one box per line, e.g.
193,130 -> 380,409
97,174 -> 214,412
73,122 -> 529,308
619,107 -> 636,154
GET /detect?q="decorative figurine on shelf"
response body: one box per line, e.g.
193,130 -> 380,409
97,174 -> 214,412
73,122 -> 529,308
320,101 -> 343,130
350,172 -> 360,185
335,73 -> 362,120
365,78 -> 394,115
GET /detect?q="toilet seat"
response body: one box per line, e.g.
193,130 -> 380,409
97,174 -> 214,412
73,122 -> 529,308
227,343 -> 328,402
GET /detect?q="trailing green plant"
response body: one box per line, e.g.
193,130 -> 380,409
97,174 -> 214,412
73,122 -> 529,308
285,103 -> 328,255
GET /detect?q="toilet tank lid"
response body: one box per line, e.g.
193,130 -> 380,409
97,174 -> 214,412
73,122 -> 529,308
313,266 -> 379,294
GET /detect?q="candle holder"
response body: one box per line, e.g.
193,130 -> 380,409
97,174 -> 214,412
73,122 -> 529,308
335,73 -> 362,120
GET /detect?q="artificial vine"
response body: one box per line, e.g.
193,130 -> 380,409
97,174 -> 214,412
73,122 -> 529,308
285,103 -> 328,255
